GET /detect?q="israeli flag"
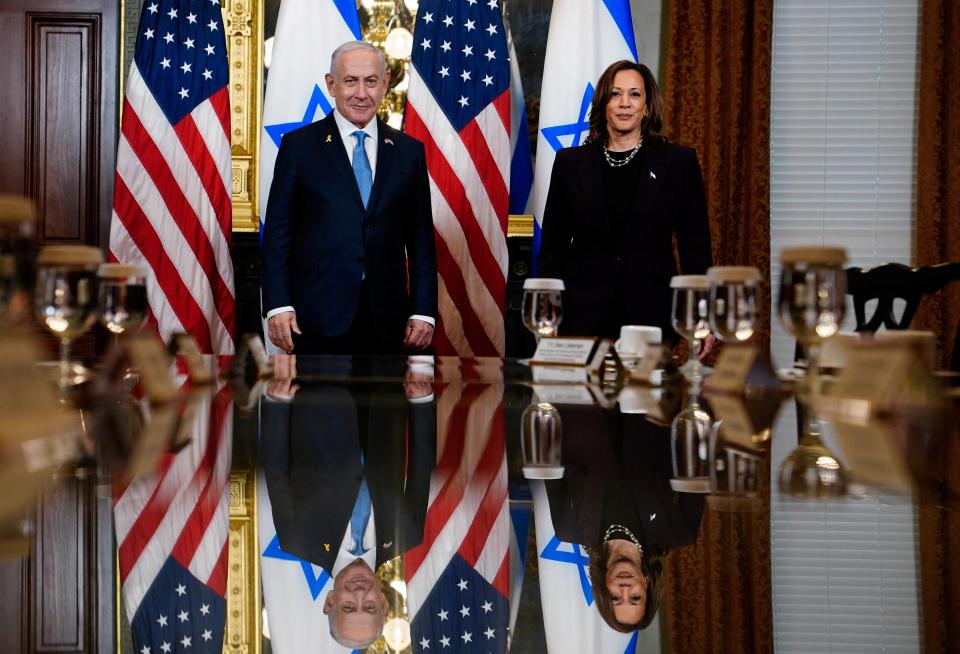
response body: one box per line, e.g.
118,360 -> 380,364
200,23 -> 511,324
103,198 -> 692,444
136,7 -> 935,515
531,0 -> 638,261
257,470 -> 357,654
258,0 -> 361,352
531,480 -> 660,653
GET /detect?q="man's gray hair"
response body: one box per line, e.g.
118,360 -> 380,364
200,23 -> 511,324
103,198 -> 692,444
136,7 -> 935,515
329,41 -> 387,79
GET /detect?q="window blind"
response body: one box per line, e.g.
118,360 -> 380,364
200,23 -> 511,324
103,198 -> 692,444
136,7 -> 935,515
769,1 -> 922,651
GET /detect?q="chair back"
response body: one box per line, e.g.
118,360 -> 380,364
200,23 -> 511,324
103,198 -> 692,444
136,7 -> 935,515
845,262 -> 960,332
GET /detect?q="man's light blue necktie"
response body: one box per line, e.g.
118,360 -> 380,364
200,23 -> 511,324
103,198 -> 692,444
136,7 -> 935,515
349,469 -> 371,556
351,130 -> 373,209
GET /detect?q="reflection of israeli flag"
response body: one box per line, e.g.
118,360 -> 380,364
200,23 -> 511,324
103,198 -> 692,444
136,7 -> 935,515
258,0 -> 360,352
531,480 -> 659,653
531,0 -> 638,260
257,470 -> 356,654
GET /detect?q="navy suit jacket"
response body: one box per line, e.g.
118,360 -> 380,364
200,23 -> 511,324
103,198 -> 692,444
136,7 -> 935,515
537,140 -> 712,340
261,113 -> 438,343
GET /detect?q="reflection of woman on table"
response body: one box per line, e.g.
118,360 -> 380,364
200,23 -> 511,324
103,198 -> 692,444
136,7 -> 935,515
537,60 -> 713,346
545,406 -> 704,632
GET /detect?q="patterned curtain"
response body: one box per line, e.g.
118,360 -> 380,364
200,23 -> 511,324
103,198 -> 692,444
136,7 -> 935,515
914,0 -> 960,370
915,0 -> 960,641
660,1 -> 775,652
661,0 -> 774,353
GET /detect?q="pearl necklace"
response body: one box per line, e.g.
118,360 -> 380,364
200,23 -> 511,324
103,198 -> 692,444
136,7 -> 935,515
603,523 -> 644,558
603,136 -> 644,168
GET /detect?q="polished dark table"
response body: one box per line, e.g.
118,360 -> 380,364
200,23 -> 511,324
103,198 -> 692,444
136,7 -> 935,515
107,354 -> 959,654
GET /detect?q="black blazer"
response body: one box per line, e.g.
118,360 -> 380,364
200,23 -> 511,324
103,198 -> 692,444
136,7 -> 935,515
260,381 -> 436,574
261,113 -> 438,342
537,141 -> 712,340
546,405 -> 704,552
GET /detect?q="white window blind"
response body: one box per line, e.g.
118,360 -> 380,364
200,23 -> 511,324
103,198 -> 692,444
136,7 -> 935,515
769,1 -> 922,652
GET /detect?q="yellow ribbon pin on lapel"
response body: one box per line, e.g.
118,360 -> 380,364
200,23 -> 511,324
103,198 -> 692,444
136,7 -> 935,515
325,135 -> 332,143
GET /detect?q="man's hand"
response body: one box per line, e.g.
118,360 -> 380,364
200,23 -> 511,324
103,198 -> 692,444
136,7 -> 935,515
404,318 -> 434,351
266,354 -> 299,401
267,311 -> 301,353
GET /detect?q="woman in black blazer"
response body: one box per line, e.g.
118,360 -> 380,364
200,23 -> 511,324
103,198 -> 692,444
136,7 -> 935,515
538,60 -> 713,344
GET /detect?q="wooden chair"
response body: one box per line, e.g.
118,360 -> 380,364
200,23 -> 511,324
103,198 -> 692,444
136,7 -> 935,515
846,262 -> 960,373
845,262 -> 960,332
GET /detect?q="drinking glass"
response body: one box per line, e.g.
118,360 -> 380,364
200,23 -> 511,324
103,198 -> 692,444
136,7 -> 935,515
708,266 -> 761,343
34,246 -> 103,386
777,247 -> 847,381
0,195 -> 37,323
522,278 -> 564,342
670,275 -> 712,382
97,264 -> 149,335
670,384 -> 717,493
520,401 -> 563,479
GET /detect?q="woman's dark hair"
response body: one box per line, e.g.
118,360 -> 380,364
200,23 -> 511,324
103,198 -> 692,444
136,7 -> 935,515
588,542 -> 665,632
586,60 -> 665,147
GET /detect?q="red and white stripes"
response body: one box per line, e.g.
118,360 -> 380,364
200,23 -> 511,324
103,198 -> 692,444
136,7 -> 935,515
115,378 -> 233,619
110,65 -> 235,355
405,69 -> 510,358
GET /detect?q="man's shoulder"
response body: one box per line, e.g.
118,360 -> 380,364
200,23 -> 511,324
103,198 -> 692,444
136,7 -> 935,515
379,122 -> 425,152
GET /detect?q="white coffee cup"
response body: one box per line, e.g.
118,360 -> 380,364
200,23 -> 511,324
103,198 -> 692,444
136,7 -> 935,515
615,325 -> 662,357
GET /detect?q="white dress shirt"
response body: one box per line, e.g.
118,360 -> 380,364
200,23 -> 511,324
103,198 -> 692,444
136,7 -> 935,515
266,109 -> 435,328
330,505 -> 377,578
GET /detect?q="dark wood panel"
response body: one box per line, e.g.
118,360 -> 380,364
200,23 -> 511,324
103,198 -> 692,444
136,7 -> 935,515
26,14 -> 100,245
34,479 -> 85,651
0,558 -> 26,650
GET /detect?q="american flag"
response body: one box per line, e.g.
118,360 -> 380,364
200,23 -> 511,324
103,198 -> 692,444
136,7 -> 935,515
114,367 -> 233,654
405,0 -> 511,357
110,0 -> 235,354
404,364 -> 510,652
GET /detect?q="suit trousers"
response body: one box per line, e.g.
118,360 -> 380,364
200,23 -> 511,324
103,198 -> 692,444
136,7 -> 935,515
291,281 -> 401,355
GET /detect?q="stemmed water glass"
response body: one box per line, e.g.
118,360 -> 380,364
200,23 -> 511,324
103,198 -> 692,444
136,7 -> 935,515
34,246 -> 103,386
670,275 -> 712,382
776,247 -> 847,385
522,278 -> 564,342
520,400 -> 564,479
708,266 -> 761,343
670,383 -> 718,493
98,263 -> 149,336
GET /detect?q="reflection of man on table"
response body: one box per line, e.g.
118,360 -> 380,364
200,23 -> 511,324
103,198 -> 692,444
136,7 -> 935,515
261,356 -> 436,647
261,41 -> 437,355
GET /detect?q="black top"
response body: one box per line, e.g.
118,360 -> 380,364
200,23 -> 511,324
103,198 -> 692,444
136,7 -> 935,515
601,143 -> 646,238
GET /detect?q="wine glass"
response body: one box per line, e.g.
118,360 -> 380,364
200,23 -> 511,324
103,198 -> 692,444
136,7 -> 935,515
34,246 -> 103,386
669,385 -> 718,493
522,278 -> 564,342
520,400 -> 564,479
98,263 -> 149,335
776,247 -> 847,385
670,274 -> 712,382
707,266 -> 761,343
0,195 -> 37,323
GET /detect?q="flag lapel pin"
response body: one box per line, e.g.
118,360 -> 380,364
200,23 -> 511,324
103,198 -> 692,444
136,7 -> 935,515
384,138 -> 394,146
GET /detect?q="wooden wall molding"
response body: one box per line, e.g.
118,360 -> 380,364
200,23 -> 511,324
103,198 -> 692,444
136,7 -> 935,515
24,12 -> 102,245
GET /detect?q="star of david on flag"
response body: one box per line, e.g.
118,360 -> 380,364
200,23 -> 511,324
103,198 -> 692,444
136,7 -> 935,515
531,0 -> 638,266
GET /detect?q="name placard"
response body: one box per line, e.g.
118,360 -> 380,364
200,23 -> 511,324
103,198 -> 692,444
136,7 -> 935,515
829,421 -> 911,491
126,336 -> 179,404
707,393 -> 756,449
705,345 -> 759,393
531,365 -> 590,384
531,337 -> 598,366
531,384 -> 596,405
173,334 -> 215,385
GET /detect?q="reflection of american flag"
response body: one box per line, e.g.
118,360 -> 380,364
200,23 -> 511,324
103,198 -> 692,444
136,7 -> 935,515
113,373 -> 233,654
406,0 -> 510,357
110,0 -> 235,354
405,369 -> 510,652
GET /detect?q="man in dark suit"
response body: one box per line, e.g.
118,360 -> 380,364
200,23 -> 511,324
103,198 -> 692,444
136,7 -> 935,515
261,41 -> 437,354
260,359 -> 436,647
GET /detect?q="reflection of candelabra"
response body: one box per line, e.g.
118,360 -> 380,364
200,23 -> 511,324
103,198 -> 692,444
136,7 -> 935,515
372,555 -> 412,653
359,0 -> 420,128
